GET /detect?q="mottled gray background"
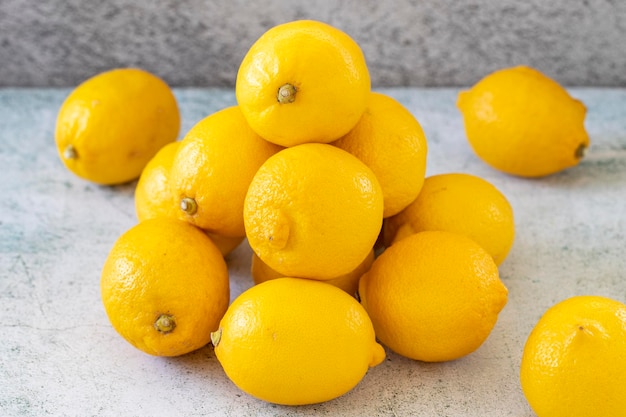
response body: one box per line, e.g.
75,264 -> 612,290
1,0 -> 625,87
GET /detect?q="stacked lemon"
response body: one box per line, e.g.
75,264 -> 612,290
54,19 -> 623,415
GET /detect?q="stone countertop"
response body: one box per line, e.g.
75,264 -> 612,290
1,87 -> 624,417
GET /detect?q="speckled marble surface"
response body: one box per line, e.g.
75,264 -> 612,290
1,87 -> 625,416
2,1 -> 626,87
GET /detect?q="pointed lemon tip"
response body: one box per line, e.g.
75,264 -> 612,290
266,209 -> 290,249
210,328 -> 223,347
369,342 -> 386,368
456,89 -> 471,110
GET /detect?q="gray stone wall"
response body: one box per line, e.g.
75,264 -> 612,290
1,0 -> 625,87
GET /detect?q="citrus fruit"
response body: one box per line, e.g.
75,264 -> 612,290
134,140 -> 244,256
55,67 -> 180,185
457,65 -> 590,177
244,143 -> 384,280
332,92 -> 428,218
383,173 -> 515,265
359,230 -> 508,362
101,217 -> 229,356
251,249 -> 375,297
169,105 -> 282,237
236,20 -> 370,146
135,141 -> 180,221
520,295 -> 626,417
211,277 -> 385,405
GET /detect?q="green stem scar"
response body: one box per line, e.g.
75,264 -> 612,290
277,84 -> 297,104
180,197 -> 198,215
211,328 -> 223,347
63,145 -> 78,160
154,314 -> 176,334
575,143 -> 587,159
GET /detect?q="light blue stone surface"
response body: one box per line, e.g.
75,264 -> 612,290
1,87 -> 625,416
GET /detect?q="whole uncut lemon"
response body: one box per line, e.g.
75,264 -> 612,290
383,173 -> 515,265
135,141 -> 180,221
359,230 -> 508,362
134,142 -> 243,257
244,143 -> 383,280
457,66 -> 590,177
236,20 -> 370,146
101,218 -> 229,356
251,249 -> 375,297
520,295 -> 626,417
55,68 -> 180,185
333,92 -> 428,218
169,106 -> 282,237
211,277 -> 386,405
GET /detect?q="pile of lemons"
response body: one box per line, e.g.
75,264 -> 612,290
54,19 -> 625,416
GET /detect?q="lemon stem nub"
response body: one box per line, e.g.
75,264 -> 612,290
277,84 -> 297,104
155,314 -> 176,334
63,145 -> 78,160
575,143 -> 587,159
211,328 -> 222,347
180,197 -> 198,215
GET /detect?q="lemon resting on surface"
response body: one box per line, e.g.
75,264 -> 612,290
212,277 -> 385,405
457,65 -> 590,178
55,67 -> 180,185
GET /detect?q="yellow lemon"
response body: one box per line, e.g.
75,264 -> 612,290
359,231 -> 508,362
383,173 -> 515,265
236,20 -> 370,146
134,141 -> 244,257
135,141 -> 180,221
55,68 -> 180,185
169,106 -> 282,237
251,249 -> 375,297
520,295 -> 626,417
457,65 -> 590,177
332,92 -> 428,218
244,143 -> 383,280
101,217 -> 230,356
211,277 -> 385,405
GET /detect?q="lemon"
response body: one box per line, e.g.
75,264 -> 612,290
55,68 -> 180,185
134,140 -> 244,257
135,141 -> 180,221
169,105 -> 282,237
236,20 -> 370,146
333,92 -> 429,218
211,277 -> 385,405
359,230 -> 508,362
100,218 -> 230,356
383,173 -> 515,265
457,65 -> 590,177
244,143 -> 383,280
520,295 -> 626,417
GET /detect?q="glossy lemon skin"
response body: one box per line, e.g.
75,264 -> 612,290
383,173 -> 515,265
244,143 -> 383,280
236,20 -> 371,147
457,66 -> 589,178
520,296 -> 626,417
359,230 -> 508,362
213,277 -> 385,405
333,92 -> 428,218
55,68 -> 180,185
100,218 -> 230,356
